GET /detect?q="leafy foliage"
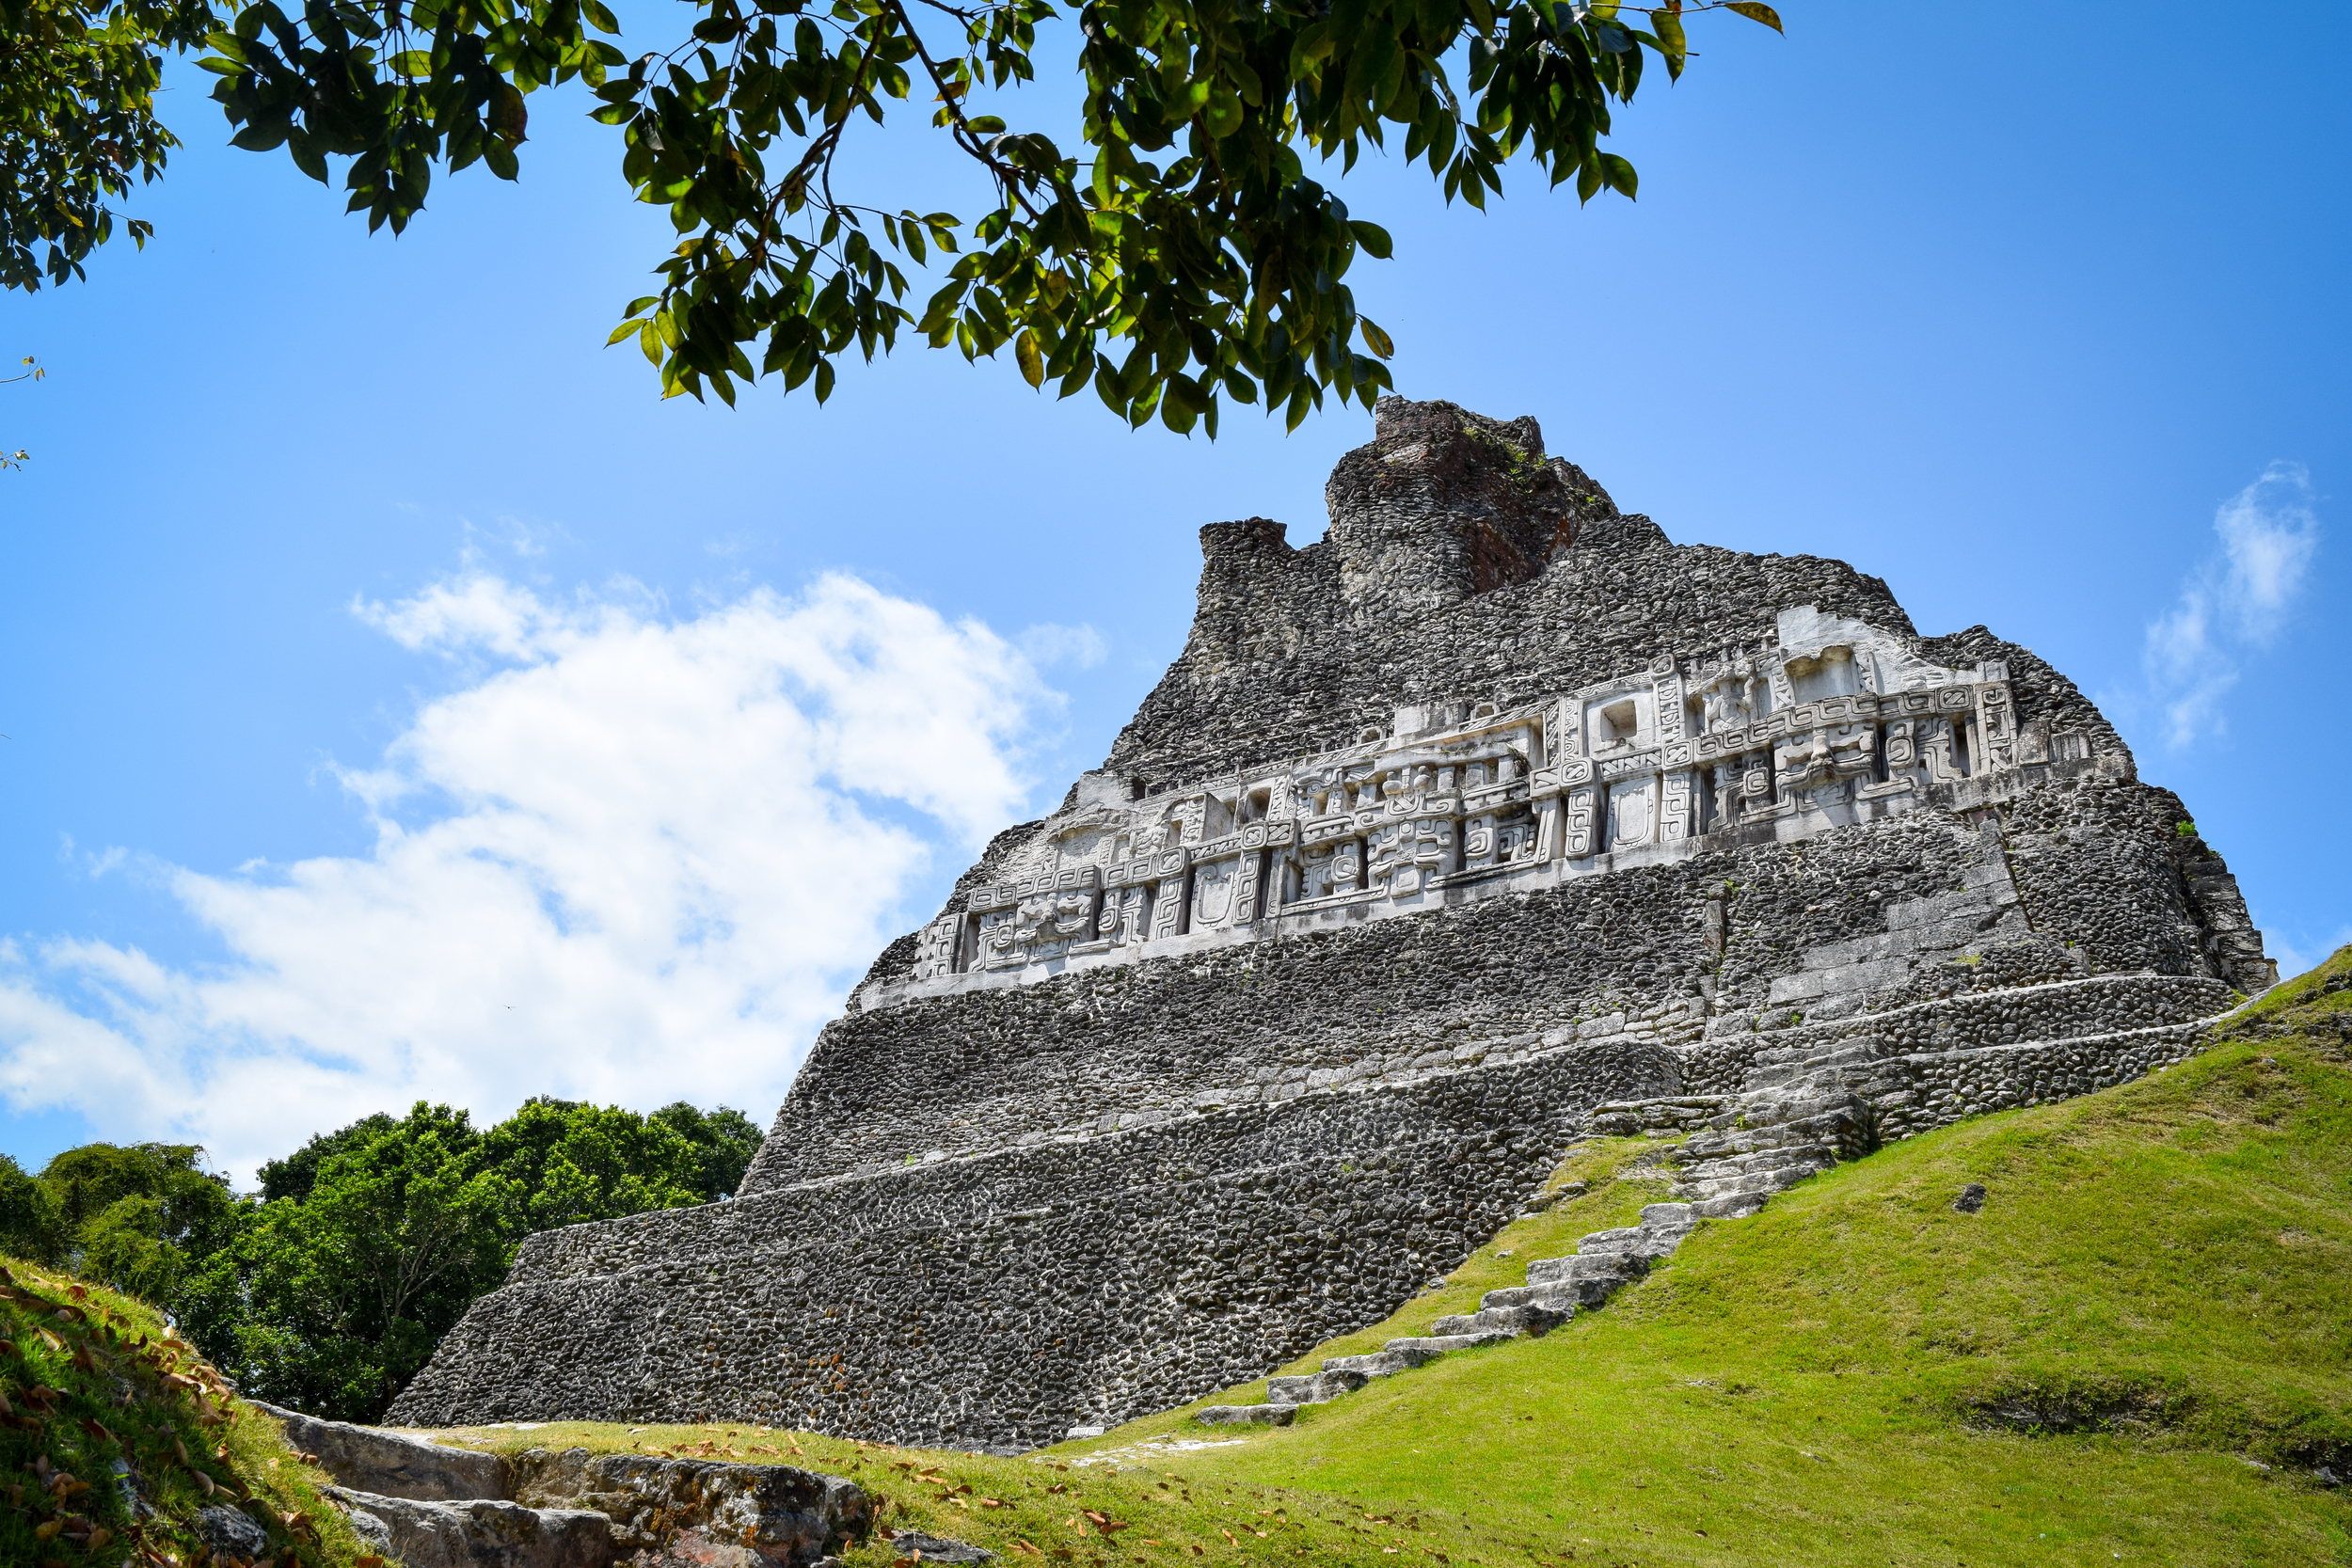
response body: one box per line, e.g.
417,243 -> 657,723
2,1096 -> 759,1424
651,1100 -> 766,1200
0,0 -> 205,289
256,1111 -> 398,1204
183,1102 -> 517,1420
31,1143 -> 241,1311
2,0 -> 1777,428
0,1153 -> 68,1263
185,1097 -> 762,1420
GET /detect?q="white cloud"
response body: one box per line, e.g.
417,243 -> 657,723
2143,463 -> 2321,749
0,572 -> 1057,1182
1018,622 -> 1109,671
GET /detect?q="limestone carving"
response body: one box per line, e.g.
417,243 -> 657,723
881,604 -> 2114,996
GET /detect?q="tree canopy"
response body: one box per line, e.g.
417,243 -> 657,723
2,0 -> 1777,431
0,1095 -> 764,1422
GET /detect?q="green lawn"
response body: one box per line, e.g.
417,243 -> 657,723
445,948 -> 2352,1567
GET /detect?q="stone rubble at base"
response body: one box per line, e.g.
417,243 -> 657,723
385,398 -> 2275,1453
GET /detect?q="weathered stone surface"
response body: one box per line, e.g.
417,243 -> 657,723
1192,1403 -> 1295,1426
511,1448 -> 871,1564
256,1400 -> 510,1500
324,1487 -> 620,1568
196,1503 -> 271,1560
1265,1368 -> 1370,1405
389,396 -> 2270,1449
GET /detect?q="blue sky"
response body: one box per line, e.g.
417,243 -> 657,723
2,4 -> 2345,1180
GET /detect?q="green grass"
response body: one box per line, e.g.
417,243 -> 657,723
433,951 -> 2352,1568
0,1260 -> 375,1568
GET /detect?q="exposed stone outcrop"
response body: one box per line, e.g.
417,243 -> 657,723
258,1401 -> 508,1501
265,1403 -> 869,1568
388,397 -> 2271,1450
325,1488 -> 619,1568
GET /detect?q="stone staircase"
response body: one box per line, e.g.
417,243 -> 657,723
1191,970 -> 2241,1430
1193,1198 -> 1704,1427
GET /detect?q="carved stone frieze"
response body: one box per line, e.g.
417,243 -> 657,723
877,603 -> 2111,998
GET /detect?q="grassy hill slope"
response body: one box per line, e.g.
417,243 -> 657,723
431,950 -> 2352,1568
0,1261 -> 375,1568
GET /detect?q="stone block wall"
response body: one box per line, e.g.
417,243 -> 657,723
749,813 -> 2007,1191
389,1038 -> 1675,1447
1867,1023 -> 2212,1141
1677,973 -> 2237,1096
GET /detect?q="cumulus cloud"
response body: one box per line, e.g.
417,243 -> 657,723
2144,463 -> 2321,749
0,572 -> 1056,1182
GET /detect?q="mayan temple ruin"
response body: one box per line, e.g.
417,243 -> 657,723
389,398 -> 2276,1449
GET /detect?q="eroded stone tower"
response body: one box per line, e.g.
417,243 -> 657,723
390,400 -> 2272,1447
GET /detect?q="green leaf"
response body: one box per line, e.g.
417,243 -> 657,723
1360,318 -> 1394,358
1723,1 -> 1784,32
1014,329 -> 1044,388
1348,221 -> 1393,260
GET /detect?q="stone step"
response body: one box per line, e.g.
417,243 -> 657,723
1678,1156 -> 1832,1201
1681,1117 -> 1850,1159
1428,1302 -> 1572,1338
1264,1369 -> 1370,1406
1194,1403 -> 1295,1427
1321,1349 -> 1418,1378
1692,1191 -> 1769,1220
1677,1141 -> 1839,1178
1383,1330 -> 1518,1357
1702,1143 -> 1838,1175
1526,1252 -> 1649,1287
1477,1282 -> 1582,1313
1575,1224 -> 1692,1260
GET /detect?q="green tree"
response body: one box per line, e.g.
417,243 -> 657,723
475,1096 -> 706,1231
37,1141 -> 240,1299
179,1096 -> 737,1419
652,1101 -> 766,1200
0,1152 -> 68,1262
1,0 -> 1776,429
256,1110 -> 397,1202
183,1102 -> 512,1418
